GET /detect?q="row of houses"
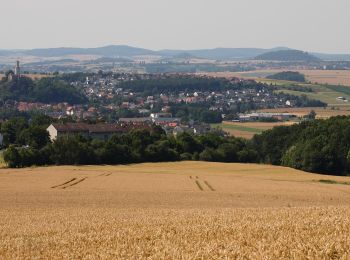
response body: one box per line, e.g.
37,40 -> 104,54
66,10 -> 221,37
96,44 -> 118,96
119,113 -> 181,127
47,123 -> 151,141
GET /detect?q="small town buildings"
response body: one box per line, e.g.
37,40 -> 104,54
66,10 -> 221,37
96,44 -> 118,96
173,126 -> 192,136
193,124 -> 211,135
47,123 -> 149,141
150,113 -> 172,119
238,113 -> 295,122
119,118 -> 152,124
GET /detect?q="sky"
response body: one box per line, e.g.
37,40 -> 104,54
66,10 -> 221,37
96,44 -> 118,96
1,0 -> 350,53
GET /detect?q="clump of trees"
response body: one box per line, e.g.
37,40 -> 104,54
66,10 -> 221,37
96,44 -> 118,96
0,75 -> 87,104
252,116 -> 350,176
267,71 -> 306,82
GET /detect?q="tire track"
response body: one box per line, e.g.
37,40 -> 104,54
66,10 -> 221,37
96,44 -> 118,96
51,178 -> 77,189
99,172 -> 112,177
204,181 -> 215,191
190,175 -> 216,192
62,178 -> 88,189
195,180 -> 204,191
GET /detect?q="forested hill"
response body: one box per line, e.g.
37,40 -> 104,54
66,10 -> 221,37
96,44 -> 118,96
0,75 -> 87,104
255,50 -> 321,62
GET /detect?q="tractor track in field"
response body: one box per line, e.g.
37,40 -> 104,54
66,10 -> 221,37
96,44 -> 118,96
99,172 -> 113,177
191,176 -> 215,192
51,178 -> 77,189
62,178 -> 88,189
204,181 -> 215,191
195,180 -> 204,191
52,177 -> 88,190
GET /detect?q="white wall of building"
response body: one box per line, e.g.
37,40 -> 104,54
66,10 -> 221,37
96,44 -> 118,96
47,125 -> 58,141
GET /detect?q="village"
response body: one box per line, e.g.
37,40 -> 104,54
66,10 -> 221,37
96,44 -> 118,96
7,72 -> 302,115
0,64 -> 322,144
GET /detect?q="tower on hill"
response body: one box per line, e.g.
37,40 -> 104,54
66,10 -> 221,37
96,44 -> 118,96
14,61 -> 21,77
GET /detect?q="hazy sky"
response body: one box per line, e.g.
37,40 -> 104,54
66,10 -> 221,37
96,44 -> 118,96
2,0 -> 350,53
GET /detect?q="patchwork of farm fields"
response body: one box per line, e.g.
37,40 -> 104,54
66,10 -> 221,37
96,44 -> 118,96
205,70 -> 350,86
1,162 -> 350,259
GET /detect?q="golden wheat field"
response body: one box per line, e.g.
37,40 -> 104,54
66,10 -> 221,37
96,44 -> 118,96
1,162 -> 350,259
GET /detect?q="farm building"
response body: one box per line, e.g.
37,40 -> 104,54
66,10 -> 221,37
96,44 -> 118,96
238,113 -> 295,122
47,123 -> 149,141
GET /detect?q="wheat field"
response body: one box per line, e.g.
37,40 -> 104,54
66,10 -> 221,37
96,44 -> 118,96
1,162 -> 350,259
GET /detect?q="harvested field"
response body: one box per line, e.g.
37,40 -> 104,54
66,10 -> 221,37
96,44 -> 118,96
0,162 -> 350,259
258,107 -> 350,119
204,70 -> 350,87
213,121 -> 296,138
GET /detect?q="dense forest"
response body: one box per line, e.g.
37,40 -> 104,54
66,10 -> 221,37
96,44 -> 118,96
267,71 -> 306,83
2,115 -> 350,176
0,74 -> 87,104
252,116 -> 350,176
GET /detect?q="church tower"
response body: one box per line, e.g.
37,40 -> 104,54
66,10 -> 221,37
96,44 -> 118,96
14,61 -> 21,78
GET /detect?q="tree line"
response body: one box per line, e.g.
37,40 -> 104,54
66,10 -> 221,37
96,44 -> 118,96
1,115 -> 350,176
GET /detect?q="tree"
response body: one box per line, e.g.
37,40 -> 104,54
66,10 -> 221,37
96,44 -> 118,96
3,145 -> 21,168
308,110 -> 317,120
0,117 -> 28,147
19,126 -> 50,149
50,136 -> 95,165
176,133 -> 203,154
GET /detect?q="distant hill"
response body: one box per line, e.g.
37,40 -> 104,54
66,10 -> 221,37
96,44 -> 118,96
255,50 -> 321,62
23,45 -> 157,58
160,47 -> 290,60
0,46 -> 290,60
2,45 -> 350,61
